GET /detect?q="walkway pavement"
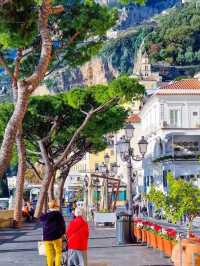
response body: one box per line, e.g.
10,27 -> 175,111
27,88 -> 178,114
0,222 -> 173,266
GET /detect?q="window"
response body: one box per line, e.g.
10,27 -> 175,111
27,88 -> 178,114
95,163 -> 99,172
170,109 -> 180,127
160,104 -> 164,121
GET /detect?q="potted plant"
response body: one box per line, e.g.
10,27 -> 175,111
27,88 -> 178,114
147,172 -> 200,261
147,172 -> 200,237
154,224 -> 163,252
162,228 -> 177,257
141,221 -> 148,243
143,221 -> 154,248
133,219 -> 142,241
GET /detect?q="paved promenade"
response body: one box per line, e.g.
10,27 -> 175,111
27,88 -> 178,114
0,222 -> 172,266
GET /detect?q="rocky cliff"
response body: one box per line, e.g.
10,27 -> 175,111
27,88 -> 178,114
46,57 -> 119,93
97,0 -> 180,30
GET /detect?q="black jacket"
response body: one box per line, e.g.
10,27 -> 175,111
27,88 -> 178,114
40,210 -> 65,241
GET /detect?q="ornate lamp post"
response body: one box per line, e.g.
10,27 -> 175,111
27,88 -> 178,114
99,153 -> 110,210
116,123 -> 148,215
84,174 -> 88,219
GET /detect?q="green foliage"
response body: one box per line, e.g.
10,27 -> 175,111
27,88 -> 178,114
66,75 -> 145,109
145,1 -> 200,65
147,172 -> 200,228
16,0 -> 118,79
109,75 -> 145,101
101,26 -> 153,74
0,0 -> 119,81
11,76 -> 143,164
0,0 -> 38,48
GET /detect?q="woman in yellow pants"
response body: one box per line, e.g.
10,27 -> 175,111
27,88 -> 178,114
45,238 -> 62,266
40,200 -> 65,266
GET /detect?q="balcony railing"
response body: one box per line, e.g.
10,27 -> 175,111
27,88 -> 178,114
153,153 -> 200,162
161,121 -> 200,129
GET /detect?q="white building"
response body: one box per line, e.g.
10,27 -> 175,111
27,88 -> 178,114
134,79 -> 200,193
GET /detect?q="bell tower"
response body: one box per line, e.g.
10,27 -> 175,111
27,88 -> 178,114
140,51 -> 152,79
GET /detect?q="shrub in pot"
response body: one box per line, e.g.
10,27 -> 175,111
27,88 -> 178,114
147,172 -> 200,238
147,172 -> 200,261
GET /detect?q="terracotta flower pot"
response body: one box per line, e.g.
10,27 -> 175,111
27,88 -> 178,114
141,229 -> 147,243
149,231 -> 157,249
172,239 -> 200,266
133,226 -> 137,238
157,235 -> 164,252
163,238 -> 173,257
146,230 -> 151,247
136,228 -> 142,241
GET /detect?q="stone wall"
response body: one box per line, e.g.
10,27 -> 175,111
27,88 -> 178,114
0,210 -> 13,228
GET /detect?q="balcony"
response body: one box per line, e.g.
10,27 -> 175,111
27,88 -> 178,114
153,154 -> 199,163
160,121 -> 200,129
152,135 -> 200,162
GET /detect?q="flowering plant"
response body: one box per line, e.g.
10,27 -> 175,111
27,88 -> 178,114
162,228 -> 177,241
134,219 -> 144,228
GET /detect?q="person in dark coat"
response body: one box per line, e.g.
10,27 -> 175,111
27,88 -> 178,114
40,200 -> 65,266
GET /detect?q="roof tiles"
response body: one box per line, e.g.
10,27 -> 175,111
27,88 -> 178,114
127,114 -> 141,123
156,79 -> 200,95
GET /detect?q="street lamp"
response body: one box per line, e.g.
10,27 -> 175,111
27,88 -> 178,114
93,177 -> 100,211
124,123 -> 135,140
104,153 -> 110,164
116,124 -> 148,215
138,136 -> 148,158
99,162 -> 108,174
110,162 -> 118,175
84,174 -> 89,219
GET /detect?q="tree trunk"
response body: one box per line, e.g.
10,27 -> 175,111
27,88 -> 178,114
58,167 -> 69,211
0,84 -> 29,178
0,0 -> 52,179
188,217 -> 193,238
34,165 -> 54,218
42,194 -> 48,214
48,175 -> 55,201
34,140 -> 54,218
13,130 -> 26,227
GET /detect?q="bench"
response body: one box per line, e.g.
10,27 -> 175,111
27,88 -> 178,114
94,212 -> 116,227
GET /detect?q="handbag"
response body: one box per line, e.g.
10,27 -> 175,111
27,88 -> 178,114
61,250 -> 68,266
38,241 -> 46,256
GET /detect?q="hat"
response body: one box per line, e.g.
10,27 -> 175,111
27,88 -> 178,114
48,199 -> 60,209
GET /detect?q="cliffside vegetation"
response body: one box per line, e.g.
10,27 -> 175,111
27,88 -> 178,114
101,26 -> 153,74
145,1 -> 200,65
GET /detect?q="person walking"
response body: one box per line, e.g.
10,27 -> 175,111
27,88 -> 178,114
66,207 -> 89,266
40,200 -> 65,266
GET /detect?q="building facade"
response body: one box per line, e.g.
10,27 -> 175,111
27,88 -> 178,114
135,79 -> 200,193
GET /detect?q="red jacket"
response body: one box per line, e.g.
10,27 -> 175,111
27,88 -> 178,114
66,216 -> 89,251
